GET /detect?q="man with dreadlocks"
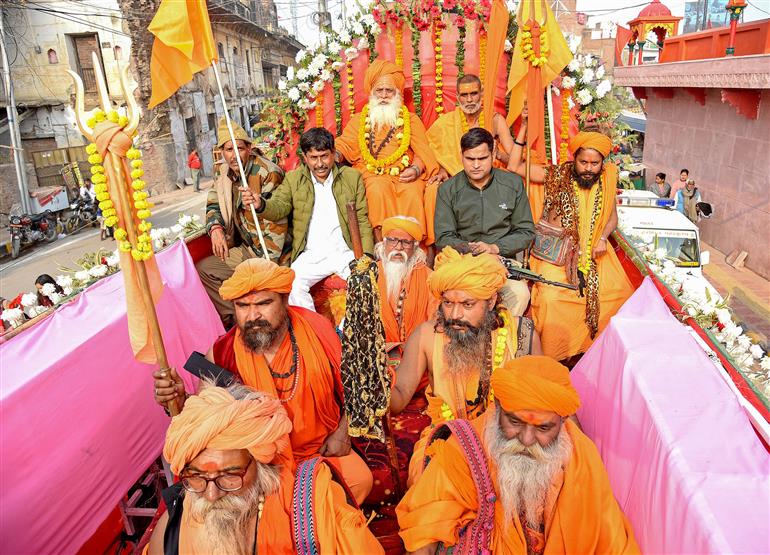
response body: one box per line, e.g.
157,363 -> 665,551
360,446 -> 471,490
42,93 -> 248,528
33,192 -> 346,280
152,258 -> 373,504
509,118 -> 634,362
390,246 -> 542,485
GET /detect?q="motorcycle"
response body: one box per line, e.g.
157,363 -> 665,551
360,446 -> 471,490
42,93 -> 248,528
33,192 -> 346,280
8,206 -> 58,259
65,195 -> 98,235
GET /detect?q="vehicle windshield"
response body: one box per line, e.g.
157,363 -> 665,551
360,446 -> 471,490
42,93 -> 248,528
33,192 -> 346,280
632,228 -> 700,267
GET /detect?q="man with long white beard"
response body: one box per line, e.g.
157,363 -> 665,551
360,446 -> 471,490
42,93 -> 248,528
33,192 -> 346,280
397,356 -> 640,554
336,59 -> 438,242
390,246 -> 541,486
146,383 -> 383,554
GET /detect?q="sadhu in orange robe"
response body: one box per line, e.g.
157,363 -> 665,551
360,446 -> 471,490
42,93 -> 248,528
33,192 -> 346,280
530,162 -> 634,361
172,465 -> 383,554
212,306 -> 372,503
397,410 -> 640,554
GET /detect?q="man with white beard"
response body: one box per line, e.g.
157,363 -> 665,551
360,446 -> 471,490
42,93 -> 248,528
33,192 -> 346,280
336,59 -> 438,243
374,216 -> 437,394
146,382 -> 383,554
396,356 -> 640,555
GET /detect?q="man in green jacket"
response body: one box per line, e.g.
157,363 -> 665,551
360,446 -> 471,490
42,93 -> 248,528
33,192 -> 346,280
434,128 -> 534,315
245,127 -> 374,311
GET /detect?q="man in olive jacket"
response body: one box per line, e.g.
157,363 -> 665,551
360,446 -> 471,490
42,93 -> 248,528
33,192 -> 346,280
247,127 -> 374,310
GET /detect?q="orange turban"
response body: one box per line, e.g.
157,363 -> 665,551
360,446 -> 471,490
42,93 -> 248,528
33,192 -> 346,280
381,215 -> 423,242
219,258 -> 295,300
427,246 -> 507,300
364,59 -> 405,95
163,386 -> 292,475
491,356 -> 581,417
568,131 -> 612,158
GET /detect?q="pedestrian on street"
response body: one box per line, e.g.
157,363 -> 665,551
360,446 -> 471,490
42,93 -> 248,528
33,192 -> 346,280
188,149 -> 202,192
676,178 -> 702,224
648,172 -> 671,198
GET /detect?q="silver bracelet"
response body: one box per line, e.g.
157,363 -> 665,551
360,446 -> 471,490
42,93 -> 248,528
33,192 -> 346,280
411,164 -> 422,176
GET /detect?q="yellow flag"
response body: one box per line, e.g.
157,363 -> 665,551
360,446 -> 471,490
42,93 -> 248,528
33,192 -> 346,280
507,0 -> 572,159
148,0 -> 218,108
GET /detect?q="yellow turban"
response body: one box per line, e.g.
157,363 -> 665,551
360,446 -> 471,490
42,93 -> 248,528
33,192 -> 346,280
216,116 -> 251,148
364,59 -> 405,95
163,386 -> 292,475
491,356 -> 581,417
381,215 -> 423,242
427,246 -> 507,300
568,131 -> 612,159
219,258 -> 295,300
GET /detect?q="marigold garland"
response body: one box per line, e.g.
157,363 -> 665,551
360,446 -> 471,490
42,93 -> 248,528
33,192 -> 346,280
434,24 -> 444,114
346,61 -> 356,120
394,23 -> 404,68
315,90 -> 324,127
455,24 -> 467,79
520,22 -> 549,67
559,92 -> 571,163
85,109 -> 153,261
479,31 -> 488,85
358,104 -> 411,175
459,110 -> 484,133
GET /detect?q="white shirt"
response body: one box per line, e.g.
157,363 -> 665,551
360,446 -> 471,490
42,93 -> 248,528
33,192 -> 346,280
304,171 -> 353,258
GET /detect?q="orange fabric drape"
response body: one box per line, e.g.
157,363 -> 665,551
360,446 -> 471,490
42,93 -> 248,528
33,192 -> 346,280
232,307 -> 342,460
397,413 -> 640,554
378,262 -> 436,345
148,0 -> 217,108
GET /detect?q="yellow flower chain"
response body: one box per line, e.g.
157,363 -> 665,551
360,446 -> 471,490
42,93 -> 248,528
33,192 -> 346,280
316,90 -> 324,127
85,108 -> 153,261
479,32 -> 488,84
573,179 -> 603,275
521,23 -> 549,67
359,104 -> 411,176
559,93 -> 570,163
346,61 -> 355,117
439,311 -> 510,421
394,24 -> 404,69
434,25 -> 444,114
459,110 -> 485,134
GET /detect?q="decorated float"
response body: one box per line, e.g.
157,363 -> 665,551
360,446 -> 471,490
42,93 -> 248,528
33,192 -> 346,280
1,0 -> 768,554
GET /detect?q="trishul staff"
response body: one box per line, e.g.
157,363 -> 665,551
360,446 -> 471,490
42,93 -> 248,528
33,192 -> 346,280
68,53 -> 178,415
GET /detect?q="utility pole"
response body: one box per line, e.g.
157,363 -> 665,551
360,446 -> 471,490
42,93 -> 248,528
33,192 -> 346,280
317,0 -> 331,35
0,8 -> 30,215
291,0 -> 298,38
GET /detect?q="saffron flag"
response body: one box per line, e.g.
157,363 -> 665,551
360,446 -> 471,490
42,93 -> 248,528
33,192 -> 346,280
148,0 -> 218,108
615,25 -> 633,66
507,0 -> 572,160
482,0 -> 510,129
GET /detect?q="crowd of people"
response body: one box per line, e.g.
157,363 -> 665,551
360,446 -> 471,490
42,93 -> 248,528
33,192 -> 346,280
148,58 -> 640,553
647,168 -> 708,225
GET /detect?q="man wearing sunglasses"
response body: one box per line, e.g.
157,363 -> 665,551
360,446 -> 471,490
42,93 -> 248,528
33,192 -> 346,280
146,382 -> 383,554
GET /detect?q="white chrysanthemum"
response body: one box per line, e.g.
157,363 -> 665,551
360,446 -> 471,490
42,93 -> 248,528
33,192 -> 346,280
286,66 -> 295,81
596,65 -> 606,79
41,283 -> 56,297
584,53 -> 594,67
327,41 -> 341,54
312,80 -> 325,93
760,356 -> 770,371
361,13 -> 376,29
170,224 -> 183,235
576,89 -> 593,105
737,334 -> 752,350
178,214 -> 192,227
567,59 -> 580,72
75,270 -> 90,282
567,34 -> 581,54
295,49 -> 307,64
56,275 -> 73,289
287,87 -> 301,102
596,79 -> 612,99
62,286 -> 73,296
567,96 -> 575,110
21,293 -> 38,307
344,46 -> 358,60
581,68 -> 595,84
296,68 -> 309,81
750,344 -> 765,360
277,79 -> 287,91
89,264 -> 108,278
339,28 -> 351,44
352,21 -> 365,36
504,39 -> 513,52
662,260 -> 676,272
723,323 -> 743,340
561,76 -> 576,90
105,253 -> 120,267
48,292 -> 63,305
332,60 -> 345,71
320,69 -> 333,82
716,308 -> 732,325
1,307 -> 24,325
297,97 -> 316,110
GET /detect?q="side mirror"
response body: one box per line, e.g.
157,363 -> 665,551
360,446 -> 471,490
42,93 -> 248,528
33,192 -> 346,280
701,250 -> 710,266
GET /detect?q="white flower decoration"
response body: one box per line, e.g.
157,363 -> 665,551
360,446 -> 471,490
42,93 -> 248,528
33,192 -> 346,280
760,356 -> 770,371
596,65 -> 606,79
287,87 -> 301,102
344,46 -> 358,60
88,265 -> 108,278
504,39 -> 513,52
352,21 -> 365,36
277,80 -> 287,91
716,308 -> 732,325
332,60 -> 345,71
320,69 -> 333,82
298,81 -> 310,92
576,89 -> 593,105
295,49 -> 307,64
339,29 -> 351,44
567,59 -> 580,72
75,270 -> 90,282
21,293 -> 38,307
1,307 -> 24,326
581,68 -> 595,84
327,41 -> 341,55
567,96 -> 575,110
561,76 -> 576,90
296,68 -> 309,81
41,283 -> 56,297
178,214 -> 192,227
105,253 -> 120,267
286,66 -> 295,81
56,275 -> 73,289
596,79 -> 612,99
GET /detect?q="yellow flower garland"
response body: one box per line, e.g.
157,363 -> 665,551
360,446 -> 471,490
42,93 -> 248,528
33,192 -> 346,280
434,24 -> 444,114
394,24 -> 404,69
85,108 -> 153,261
559,92 -> 570,163
479,32 -> 488,84
346,61 -> 355,118
459,110 -> 485,133
520,23 -> 549,67
573,179 -> 603,275
358,104 -> 411,176
316,90 -> 324,127
439,311 -> 509,421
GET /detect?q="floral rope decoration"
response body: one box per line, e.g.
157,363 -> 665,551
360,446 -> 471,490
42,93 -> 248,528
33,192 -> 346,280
358,104 -> 411,175
332,72 -> 342,135
479,31 -> 488,85
559,92 -> 570,163
315,90 -> 324,127
434,23 -> 445,114
85,109 -> 153,262
346,60 -> 356,119
411,26 -> 423,117
573,179 -> 603,276
521,22 -> 549,67
394,23 -> 404,68
455,23 -> 467,78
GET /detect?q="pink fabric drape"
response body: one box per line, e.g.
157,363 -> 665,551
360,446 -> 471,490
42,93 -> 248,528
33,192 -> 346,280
572,277 -> 770,554
0,241 -> 221,554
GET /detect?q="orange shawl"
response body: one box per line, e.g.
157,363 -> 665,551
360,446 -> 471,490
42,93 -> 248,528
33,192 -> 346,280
378,261 -> 436,344
397,413 -> 639,554
233,307 -> 343,461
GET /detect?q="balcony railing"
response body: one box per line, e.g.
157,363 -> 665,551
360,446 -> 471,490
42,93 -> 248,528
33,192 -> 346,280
80,67 -> 97,92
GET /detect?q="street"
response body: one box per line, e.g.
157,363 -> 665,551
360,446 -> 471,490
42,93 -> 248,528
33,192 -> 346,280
0,189 -> 207,300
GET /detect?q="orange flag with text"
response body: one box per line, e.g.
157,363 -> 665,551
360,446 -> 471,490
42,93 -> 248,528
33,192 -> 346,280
148,0 -> 218,108
507,0 -> 572,160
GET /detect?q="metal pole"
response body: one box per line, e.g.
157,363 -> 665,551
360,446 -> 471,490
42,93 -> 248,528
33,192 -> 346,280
546,84 -> 557,165
0,9 -> 31,215
317,0 -> 329,34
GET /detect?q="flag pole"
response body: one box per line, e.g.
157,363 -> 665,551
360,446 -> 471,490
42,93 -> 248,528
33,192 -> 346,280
210,61 -> 271,261
546,84 -> 558,165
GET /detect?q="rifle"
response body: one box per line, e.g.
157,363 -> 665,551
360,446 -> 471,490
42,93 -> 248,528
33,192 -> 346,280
501,258 -> 579,291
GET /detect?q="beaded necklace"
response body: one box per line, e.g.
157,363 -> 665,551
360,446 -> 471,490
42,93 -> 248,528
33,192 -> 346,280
270,321 -> 300,403
393,288 -> 407,342
459,110 -> 484,134
251,494 -> 265,555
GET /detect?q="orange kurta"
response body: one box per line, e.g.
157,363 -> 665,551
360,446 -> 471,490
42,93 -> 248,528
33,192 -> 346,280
336,112 -> 438,235
397,412 -> 640,554
177,465 -> 384,554
407,313 -> 519,485
530,163 -> 633,361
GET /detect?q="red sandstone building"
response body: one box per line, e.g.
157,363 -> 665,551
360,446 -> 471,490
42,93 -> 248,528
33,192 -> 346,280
614,11 -> 770,278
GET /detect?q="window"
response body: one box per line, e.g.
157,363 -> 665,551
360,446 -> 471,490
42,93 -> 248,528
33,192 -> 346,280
218,42 -> 227,72
114,45 -> 122,60
47,49 -> 58,64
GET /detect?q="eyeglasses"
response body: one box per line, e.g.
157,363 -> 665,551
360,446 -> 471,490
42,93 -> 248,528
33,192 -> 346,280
180,459 -> 253,493
383,237 -> 415,249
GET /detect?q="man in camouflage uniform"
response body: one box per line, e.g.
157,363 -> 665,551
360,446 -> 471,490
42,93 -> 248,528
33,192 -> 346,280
196,117 -> 290,325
